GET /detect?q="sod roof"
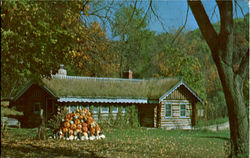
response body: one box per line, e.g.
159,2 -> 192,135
41,75 -> 181,100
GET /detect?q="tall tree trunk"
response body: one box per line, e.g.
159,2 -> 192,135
188,1 -> 249,157
216,49 -> 249,157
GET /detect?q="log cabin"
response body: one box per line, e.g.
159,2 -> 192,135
10,65 -> 203,129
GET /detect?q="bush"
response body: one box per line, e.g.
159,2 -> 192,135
101,105 -> 139,129
129,105 -> 139,128
114,106 -> 123,127
97,106 -> 102,124
47,106 -> 68,134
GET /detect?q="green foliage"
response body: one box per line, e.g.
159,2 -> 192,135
107,105 -> 114,126
1,1 -> 84,78
128,105 -> 139,128
47,106 -> 67,133
114,106 -> 123,127
1,107 -> 23,116
89,105 -> 94,116
97,106 -> 102,124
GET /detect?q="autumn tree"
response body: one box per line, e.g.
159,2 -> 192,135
111,4 -> 152,77
1,0 -> 88,97
188,1 -> 249,157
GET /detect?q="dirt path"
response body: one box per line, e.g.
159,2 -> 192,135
199,122 -> 229,131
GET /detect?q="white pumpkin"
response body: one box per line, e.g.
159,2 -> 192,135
99,134 -> 105,139
80,136 -> 85,141
89,136 -> 95,140
84,136 -> 89,140
69,135 -> 74,141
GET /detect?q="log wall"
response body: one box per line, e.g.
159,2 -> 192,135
159,85 -> 198,129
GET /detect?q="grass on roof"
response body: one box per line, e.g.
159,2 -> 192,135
42,77 -> 180,99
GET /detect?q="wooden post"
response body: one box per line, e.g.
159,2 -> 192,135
154,105 -> 157,128
157,103 -> 162,128
192,101 -> 197,126
37,109 -> 46,139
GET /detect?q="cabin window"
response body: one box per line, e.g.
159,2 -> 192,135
93,106 -> 99,113
101,106 -> 109,113
112,106 -> 118,113
70,106 -> 77,112
180,104 -> 186,117
165,104 -> 172,117
122,107 -> 126,113
33,102 -> 41,114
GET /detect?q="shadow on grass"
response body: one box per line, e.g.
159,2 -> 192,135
198,136 -> 230,141
1,143 -> 102,158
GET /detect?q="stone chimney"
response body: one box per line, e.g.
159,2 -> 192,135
123,70 -> 132,79
56,64 -> 67,76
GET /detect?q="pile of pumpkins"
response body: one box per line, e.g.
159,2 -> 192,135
53,108 -> 105,141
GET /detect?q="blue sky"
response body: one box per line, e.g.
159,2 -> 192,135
149,0 -> 249,33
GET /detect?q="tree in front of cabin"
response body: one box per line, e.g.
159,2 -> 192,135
1,0 -> 118,99
188,1 -> 249,156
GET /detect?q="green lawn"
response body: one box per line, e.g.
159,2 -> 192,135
1,127 -> 230,157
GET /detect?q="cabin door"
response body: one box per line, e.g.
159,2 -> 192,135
139,105 -> 154,127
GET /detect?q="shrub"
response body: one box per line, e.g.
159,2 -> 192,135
47,106 -> 68,134
114,106 -> 123,127
97,106 -> 102,124
89,105 -> 94,116
129,105 -> 139,128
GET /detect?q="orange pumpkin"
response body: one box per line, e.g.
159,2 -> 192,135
82,115 -> 87,121
66,114 -> 71,119
91,128 -> 95,135
69,129 -> 74,135
82,126 -> 88,133
64,121 -> 70,128
87,118 -> 91,125
82,122 -> 87,127
96,125 -> 101,132
78,115 -> 82,120
86,111 -> 91,117
83,108 -> 88,112
74,119 -> 80,125
63,128 -> 68,133
77,124 -> 82,129
70,124 -> 77,130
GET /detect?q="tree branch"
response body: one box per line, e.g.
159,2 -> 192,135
171,5 -> 189,45
237,48 -> 249,79
149,0 -> 167,32
136,0 -> 151,29
187,0 -> 219,53
234,0 -> 245,17
129,0 -> 137,24
216,0 -> 233,65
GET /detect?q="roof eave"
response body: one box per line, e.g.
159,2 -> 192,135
159,81 -> 203,104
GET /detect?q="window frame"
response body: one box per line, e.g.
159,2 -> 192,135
112,106 -> 118,113
165,103 -> 172,118
33,102 -> 41,114
122,107 -> 126,113
180,103 -> 186,118
93,106 -> 99,114
101,105 -> 109,113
